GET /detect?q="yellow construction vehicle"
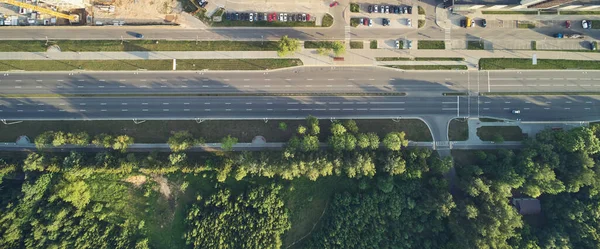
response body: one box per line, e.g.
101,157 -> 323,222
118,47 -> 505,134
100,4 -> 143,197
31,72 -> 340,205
0,0 -> 79,22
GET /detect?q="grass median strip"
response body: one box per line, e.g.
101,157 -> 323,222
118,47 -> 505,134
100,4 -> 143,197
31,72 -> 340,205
467,41 -> 484,50
0,40 -> 280,52
417,40 -> 445,49
0,59 -> 302,71
479,58 -> 600,70
449,118 -> 468,141
377,57 -> 464,61
477,126 -> 526,141
350,41 -> 364,49
386,65 -> 468,70
482,10 -> 538,14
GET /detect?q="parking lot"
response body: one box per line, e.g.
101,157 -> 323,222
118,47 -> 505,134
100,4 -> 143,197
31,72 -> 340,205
214,0 -> 329,25
350,3 -> 418,29
537,40 -> 592,50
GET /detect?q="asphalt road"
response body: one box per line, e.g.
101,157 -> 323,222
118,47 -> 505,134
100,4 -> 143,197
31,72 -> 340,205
2,24 -> 600,42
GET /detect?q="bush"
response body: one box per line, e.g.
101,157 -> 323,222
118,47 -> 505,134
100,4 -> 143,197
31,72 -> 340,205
350,41 -> 364,49
418,20 -> 425,28
277,35 -> 300,57
350,3 -> 360,12
322,14 -> 334,27
418,6 -> 425,15
370,40 -> 378,49
350,18 -> 360,27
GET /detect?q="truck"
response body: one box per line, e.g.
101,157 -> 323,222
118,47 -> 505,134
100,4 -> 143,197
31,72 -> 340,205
554,33 -> 584,39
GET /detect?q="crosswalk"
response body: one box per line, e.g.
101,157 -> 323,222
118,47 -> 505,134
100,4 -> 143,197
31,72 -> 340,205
344,25 -> 351,43
434,141 -> 452,150
444,28 -> 452,50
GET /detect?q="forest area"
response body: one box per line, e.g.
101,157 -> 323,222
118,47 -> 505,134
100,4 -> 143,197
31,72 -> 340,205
2,117 -> 600,249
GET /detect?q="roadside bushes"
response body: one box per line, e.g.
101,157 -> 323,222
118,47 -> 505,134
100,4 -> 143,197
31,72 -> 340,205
34,131 -> 134,152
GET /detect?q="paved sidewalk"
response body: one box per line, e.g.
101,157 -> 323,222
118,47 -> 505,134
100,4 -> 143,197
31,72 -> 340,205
3,49 -> 600,68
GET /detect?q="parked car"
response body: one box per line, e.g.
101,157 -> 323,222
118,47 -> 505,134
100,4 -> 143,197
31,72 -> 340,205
200,1 -> 208,8
235,13 -> 239,20
302,13 -> 306,22
135,33 -> 144,38
566,20 -> 571,28
298,13 -> 302,21
330,1 -> 339,7
374,5 -> 378,13
382,18 -> 390,26
592,41 -> 597,51
407,40 -> 412,49
363,18 -> 368,26
395,40 -> 400,49
279,13 -> 283,21
407,18 -> 411,27
460,19 -> 466,28
583,20 -> 590,29
403,7 -> 407,14
512,110 -> 521,114
249,13 -> 253,22
284,13 -> 288,21
359,18 -> 364,25
369,18 -> 373,26
481,19 -> 486,27
306,14 -> 311,21
368,5 -> 373,13
385,5 -> 389,13
407,6 -> 412,14
290,14 -> 295,22
394,6 -> 399,13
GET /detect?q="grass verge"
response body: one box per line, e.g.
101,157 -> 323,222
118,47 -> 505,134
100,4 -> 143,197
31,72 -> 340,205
418,19 -> 425,28
531,41 -> 537,50
479,58 -> 600,70
350,3 -> 360,12
418,6 -> 425,15
442,92 -> 468,96
560,11 -> 600,15
370,40 -> 378,49
304,41 -> 341,49
0,59 -> 302,71
417,40 -> 445,49
350,41 -> 364,49
0,40 -> 280,52
386,65 -> 468,70
482,11 -> 538,14
376,57 -> 411,61
448,118 -> 468,141
480,118 -> 504,122
592,20 -> 600,29
0,119 -> 432,143
477,126 -> 526,141
322,14 -> 334,27
467,41 -> 484,50
350,18 -> 360,27
517,22 -> 536,29
376,57 -> 464,61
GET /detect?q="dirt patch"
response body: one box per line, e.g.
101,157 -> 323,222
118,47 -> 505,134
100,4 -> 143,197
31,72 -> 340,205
152,174 -> 172,199
93,0 -> 182,22
124,175 -> 147,187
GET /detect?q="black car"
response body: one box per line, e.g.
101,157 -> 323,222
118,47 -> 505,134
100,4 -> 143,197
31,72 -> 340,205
200,1 -> 208,8
368,5 -> 373,13
234,13 -> 239,20
382,18 -> 389,26
481,19 -> 487,27
407,6 -> 412,14
460,19 -> 466,27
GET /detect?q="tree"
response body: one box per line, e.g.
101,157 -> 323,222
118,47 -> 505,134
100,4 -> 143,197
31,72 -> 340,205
52,131 -> 68,146
332,41 -> 346,56
92,133 -> 114,148
169,153 -> 187,166
367,132 -> 380,150
382,151 -> 406,175
278,122 -> 287,131
297,125 -> 307,135
492,134 -> 504,143
376,175 -> 394,193
113,135 -> 134,152
317,47 -> 330,56
68,132 -> 90,145
57,180 -> 91,210
221,135 -> 238,151
168,131 -> 196,152
343,120 -> 359,133
277,35 -> 300,57
301,135 -> 320,152
382,132 -> 408,151
330,122 -> 347,136
357,133 -> 370,149
35,131 -> 54,149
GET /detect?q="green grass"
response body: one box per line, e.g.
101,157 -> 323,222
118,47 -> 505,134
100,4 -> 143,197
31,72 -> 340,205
376,57 -> 412,61
322,14 -> 334,27
350,18 -> 360,27
0,119 -> 432,143
531,41 -> 537,50
0,40 -> 280,52
480,118 -> 504,122
477,126 -> 526,141
560,11 -> 600,15
350,3 -> 360,13
0,59 -> 302,71
304,41 -> 341,49
282,176 -> 357,248
370,40 -> 378,49
482,10 -> 538,14
377,57 -> 464,61
418,6 -> 425,15
418,19 -> 425,28
442,92 -> 468,96
467,41 -> 484,50
448,118 -> 468,141
212,20 -> 316,27
417,40 -> 445,49
592,20 -> 600,29
386,65 -> 468,70
517,22 -> 536,29
350,41 -> 364,49
479,58 -> 600,70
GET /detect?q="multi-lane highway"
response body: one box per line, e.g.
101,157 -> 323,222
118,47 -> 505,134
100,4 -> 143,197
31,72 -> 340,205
1,68 -> 600,122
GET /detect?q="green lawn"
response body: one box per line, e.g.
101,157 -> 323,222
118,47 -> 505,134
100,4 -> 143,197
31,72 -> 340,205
482,10 -> 537,14
592,20 -> 600,29
0,40 -> 280,52
0,59 -> 302,71
370,40 -> 378,49
350,41 -> 364,49
304,41 -> 341,49
386,65 -> 468,70
350,3 -> 360,12
448,118 -> 469,141
480,118 -> 504,122
376,57 -> 411,61
322,14 -> 334,27
418,20 -> 425,28
479,58 -> 600,70
418,6 -> 425,15
0,119 -> 433,143
350,18 -> 360,27
467,41 -> 484,50
517,22 -> 536,29
531,41 -> 537,50
417,40 -> 445,49
560,11 -> 600,15
477,126 -> 526,141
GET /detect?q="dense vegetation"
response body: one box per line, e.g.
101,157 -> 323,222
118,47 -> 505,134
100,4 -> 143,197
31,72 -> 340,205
2,119 -> 600,249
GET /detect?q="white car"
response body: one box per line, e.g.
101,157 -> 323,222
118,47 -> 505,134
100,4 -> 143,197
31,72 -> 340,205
407,19 -> 411,27
385,6 -> 389,13
249,13 -> 253,22
583,20 -> 590,29
374,5 -> 378,13
359,18 -> 364,25
284,13 -> 288,22
279,13 -> 283,21
368,19 -> 372,26
395,40 -> 400,48
512,109 -> 521,114
407,40 -> 412,49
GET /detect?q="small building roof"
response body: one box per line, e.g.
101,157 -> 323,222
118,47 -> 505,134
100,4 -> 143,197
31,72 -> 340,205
513,198 -> 541,215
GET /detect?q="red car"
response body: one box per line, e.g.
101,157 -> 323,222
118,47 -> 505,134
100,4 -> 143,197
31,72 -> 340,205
306,14 -> 310,21
566,20 -> 571,28
363,18 -> 368,25
269,13 -> 277,22
330,1 -> 338,7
